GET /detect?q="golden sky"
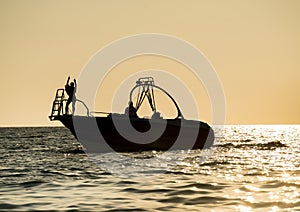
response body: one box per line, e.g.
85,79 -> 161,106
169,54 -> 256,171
0,0 -> 299,126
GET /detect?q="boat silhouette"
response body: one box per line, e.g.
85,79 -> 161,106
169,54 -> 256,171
49,77 -> 214,152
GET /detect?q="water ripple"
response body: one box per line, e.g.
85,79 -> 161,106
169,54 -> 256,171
0,125 -> 299,211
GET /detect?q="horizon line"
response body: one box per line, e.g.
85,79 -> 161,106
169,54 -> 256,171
1,123 -> 299,128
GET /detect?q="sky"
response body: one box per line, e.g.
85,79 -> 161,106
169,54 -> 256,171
0,0 -> 299,126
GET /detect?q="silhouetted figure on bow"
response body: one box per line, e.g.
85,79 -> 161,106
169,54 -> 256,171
65,76 -> 76,114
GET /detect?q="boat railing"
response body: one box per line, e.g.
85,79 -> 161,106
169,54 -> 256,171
89,111 -> 111,117
76,99 -> 90,116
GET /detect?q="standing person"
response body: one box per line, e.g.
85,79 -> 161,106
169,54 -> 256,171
65,76 -> 76,114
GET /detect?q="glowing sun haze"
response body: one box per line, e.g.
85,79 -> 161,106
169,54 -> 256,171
0,0 -> 299,126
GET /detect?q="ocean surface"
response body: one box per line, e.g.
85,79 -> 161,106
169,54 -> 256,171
0,125 -> 299,211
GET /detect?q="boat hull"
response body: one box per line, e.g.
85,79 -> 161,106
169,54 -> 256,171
56,115 -> 214,152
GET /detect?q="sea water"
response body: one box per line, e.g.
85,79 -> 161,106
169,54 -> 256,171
0,125 -> 299,211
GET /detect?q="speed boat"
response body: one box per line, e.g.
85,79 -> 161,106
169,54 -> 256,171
49,77 -> 214,152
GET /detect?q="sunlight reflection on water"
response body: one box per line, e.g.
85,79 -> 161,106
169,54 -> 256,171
0,125 -> 299,211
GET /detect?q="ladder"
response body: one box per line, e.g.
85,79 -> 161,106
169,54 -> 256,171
49,89 -> 65,120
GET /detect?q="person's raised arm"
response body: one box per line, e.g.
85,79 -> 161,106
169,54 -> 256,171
66,76 -> 70,86
74,79 -> 77,92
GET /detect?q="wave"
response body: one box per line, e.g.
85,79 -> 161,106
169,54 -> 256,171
216,141 -> 287,150
19,180 -> 46,188
59,148 -> 85,154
